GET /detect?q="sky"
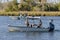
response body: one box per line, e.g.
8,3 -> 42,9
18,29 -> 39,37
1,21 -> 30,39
0,0 -> 60,3
47,0 -> 60,3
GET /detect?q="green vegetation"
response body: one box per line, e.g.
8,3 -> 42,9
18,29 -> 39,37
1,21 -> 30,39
4,0 -> 60,12
0,11 -> 60,16
0,0 -> 60,16
44,4 -> 59,11
5,0 -> 19,12
19,3 -> 32,11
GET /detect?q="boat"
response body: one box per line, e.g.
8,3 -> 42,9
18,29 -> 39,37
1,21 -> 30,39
8,16 -> 54,32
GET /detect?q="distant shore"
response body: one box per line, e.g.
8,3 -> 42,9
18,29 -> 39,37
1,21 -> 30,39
0,11 -> 60,16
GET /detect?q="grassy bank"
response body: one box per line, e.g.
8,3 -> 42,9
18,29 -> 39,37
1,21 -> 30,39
0,11 -> 60,16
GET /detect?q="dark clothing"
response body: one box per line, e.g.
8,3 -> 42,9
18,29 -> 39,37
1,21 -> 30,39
18,17 -> 20,20
27,23 -> 29,27
49,22 -> 55,32
37,20 -> 42,28
37,23 -> 42,28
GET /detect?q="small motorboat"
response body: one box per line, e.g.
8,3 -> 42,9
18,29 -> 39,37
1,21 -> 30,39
8,16 -> 54,32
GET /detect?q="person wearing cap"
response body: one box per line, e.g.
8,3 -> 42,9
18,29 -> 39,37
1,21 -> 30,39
49,19 -> 55,32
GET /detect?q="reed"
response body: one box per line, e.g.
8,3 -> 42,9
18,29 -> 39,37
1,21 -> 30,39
0,11 -> 60,16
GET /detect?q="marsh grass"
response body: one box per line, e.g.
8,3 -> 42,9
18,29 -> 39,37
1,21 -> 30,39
0,11 -> 60,16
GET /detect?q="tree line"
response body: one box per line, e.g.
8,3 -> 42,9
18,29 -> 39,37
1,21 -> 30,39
5,0 -> 60,12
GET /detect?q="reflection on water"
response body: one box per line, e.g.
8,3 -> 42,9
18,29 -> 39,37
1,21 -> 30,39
0,16 -> 60,40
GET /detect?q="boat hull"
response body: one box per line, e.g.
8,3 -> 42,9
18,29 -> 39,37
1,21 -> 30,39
8,25 -> 49,32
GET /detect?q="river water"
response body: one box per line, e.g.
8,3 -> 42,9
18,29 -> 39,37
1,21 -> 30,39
0,16 -> 60,40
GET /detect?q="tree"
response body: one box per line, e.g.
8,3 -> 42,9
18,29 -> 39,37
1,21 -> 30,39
5,3 -> 13,12
0,0 -> 3,10
20,3 -> 32,11
5,0 -> 19,12
19,0 -> 34,11
44,4 -> 58,11
57,3 -> 60,11
12,0 -> 19,11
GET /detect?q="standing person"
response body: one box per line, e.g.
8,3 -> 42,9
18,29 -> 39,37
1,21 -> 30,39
49,19 -> 55,32
37,19 -> 42,28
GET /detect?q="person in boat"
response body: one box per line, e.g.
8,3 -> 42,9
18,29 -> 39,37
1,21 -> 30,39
49,19 -> 55,32
17,16 -> 20,20
37,19 -> 42,28
25,19 -> 29,27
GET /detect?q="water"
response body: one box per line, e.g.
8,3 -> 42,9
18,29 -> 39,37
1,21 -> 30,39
0,16 -> 60,40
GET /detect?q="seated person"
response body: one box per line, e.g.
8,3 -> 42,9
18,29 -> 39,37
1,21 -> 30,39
37,19 -> 42,28
49,19 -> 55,32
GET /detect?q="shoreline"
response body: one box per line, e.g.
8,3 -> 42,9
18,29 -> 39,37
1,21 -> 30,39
0,11 -> 60,16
